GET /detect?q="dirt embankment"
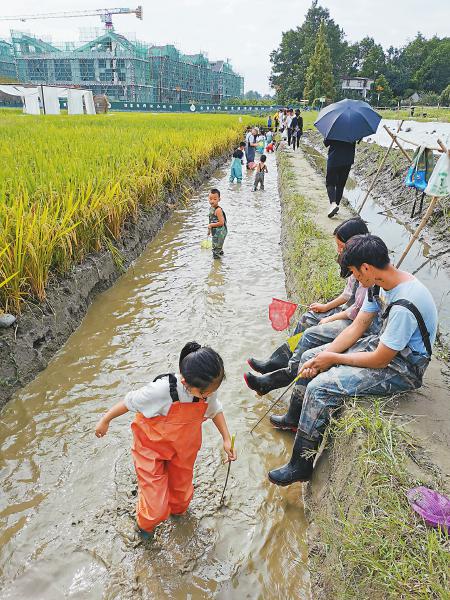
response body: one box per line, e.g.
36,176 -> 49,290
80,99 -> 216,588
0,153 -> 229,409
303,130 -> 450,268
277,147 -> 450,599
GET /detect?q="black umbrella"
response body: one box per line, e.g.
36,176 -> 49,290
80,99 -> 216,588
314,98 -> 381,143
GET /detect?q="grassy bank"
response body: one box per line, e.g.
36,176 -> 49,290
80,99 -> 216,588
277,150 -> 449,599
315,402 -> 449,599
379,107 -> 450,122
0,112 -> 259,312
277,151 -> 341,302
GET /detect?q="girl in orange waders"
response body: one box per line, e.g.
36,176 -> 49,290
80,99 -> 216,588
95,342 -> 236,537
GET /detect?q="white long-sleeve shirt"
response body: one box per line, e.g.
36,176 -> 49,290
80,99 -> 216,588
124,374 -> 223,420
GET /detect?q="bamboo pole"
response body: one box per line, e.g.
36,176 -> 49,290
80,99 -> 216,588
396,196 -> 439,267
437,139 -> 448,154
383,125 -> 413,162
357,120 -> 404,215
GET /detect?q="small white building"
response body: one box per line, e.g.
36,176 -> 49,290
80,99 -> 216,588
341,77 -> 374,99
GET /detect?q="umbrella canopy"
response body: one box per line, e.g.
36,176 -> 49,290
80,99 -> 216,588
314,99 -> 381,143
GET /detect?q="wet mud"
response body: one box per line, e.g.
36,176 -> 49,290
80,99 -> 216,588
0,154 -> 311,599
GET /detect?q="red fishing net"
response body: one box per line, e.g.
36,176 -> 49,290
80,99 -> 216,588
268,298 -> 298,331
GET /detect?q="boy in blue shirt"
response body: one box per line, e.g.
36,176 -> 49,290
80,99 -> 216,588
268,234 -> 437,486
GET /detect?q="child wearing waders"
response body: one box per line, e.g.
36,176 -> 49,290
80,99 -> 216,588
95,342 -> 236,538
253,155 -> 268,191
207,188 -> 227,259
229,142 -> 245,183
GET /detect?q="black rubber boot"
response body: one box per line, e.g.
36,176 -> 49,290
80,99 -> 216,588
244,367 -> 294,396
268,434 -> 320,486
269,387 -> 304,432
247,342 -> 292,374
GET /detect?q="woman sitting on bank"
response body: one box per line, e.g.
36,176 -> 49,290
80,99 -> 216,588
244,218 -> 381,397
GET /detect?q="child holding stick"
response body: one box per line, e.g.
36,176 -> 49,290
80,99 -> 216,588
208,188 -> 227,259
95,342 -> 236,537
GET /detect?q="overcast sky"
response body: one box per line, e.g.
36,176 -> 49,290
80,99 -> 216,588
1,1 -> 448,94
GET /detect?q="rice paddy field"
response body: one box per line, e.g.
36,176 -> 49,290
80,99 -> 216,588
0,111 -> 259,313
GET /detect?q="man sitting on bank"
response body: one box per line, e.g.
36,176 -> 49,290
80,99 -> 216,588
268,234 -> 438,486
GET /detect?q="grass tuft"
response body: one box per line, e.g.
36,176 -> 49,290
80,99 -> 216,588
314,401 -> 450,600
278,151 -> 342,304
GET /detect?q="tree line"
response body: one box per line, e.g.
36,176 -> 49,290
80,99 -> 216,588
270,0 -> 450,106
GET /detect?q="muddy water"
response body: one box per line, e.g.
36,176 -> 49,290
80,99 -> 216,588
302,143 -> 450,345
0,154 -> 310,600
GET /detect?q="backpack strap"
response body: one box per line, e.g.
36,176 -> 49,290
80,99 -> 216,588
367,285 -> 380,303
153,373 -> 180,402
382,299 -> 432,357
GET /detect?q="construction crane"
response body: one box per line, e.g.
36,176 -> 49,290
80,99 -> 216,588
0,7 -> 143,31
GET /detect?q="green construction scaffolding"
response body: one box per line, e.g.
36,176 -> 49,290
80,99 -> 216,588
4,30 -> 243,104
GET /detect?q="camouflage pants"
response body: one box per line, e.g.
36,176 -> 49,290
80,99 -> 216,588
294,335 -> 429,441
254,172 -> 265,190
212,227 -> 227,258
288,309 -> 382,375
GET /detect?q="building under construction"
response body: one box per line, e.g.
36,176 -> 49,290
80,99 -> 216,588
1,30 -> 243,104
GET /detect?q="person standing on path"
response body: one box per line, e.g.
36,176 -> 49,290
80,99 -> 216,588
291,109 -> 303,151
324,138 -> 357,218
286,109 -> 294,147
95,342 -> 236,537
208,188 -> 227,259
273,112 -> 279,131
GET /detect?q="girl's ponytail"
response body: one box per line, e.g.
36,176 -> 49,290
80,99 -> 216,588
179,341 -> 201,370
179,342 -> 225,391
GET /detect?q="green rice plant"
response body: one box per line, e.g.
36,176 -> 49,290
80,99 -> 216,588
0,112 -> 262,311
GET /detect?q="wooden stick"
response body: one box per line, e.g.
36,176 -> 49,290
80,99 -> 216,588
357,120 -> 404,215
383,125 -> 413,162
219,433 -> 236,505
396,196 -> 439,267
437,138 -> 448,154
250,374 -> 303,435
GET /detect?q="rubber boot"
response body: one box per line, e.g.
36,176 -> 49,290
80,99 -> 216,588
244,367 -> 294,396
268,434 -> 320,486
269,387 -> 304,432
247,342 -> 292,374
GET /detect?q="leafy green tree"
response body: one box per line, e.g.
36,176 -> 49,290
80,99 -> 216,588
270,1 -> 348,101
414,38 -> 450,92
303,21 -> 335,104
350,37 -> 386,78
371,74 -> 393,106
440,84 -> 450,106
385,33 -> 444,96
419,92 -> 440,106
244,90 -> 262,100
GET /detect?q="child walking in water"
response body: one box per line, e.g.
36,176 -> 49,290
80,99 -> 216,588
95,342 -> 236,537
253,155 -> 268,191
229,142 -> 245,183
208,188 -> 227,259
